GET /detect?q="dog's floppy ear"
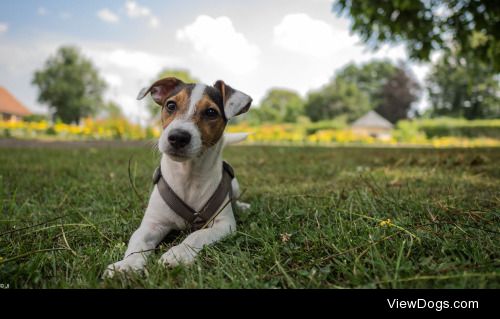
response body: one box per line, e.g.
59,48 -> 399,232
214,80 -> 252,119
136,77 -> 184,105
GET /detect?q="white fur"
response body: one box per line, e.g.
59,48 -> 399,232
103,100 -> 250,278
158,119 -> 202,160
225,91 -> 251,118
223,132 -> 249,146
103,138 -> 241,277
157,84 -> 206,160
185,84 -> 206,118
136,87 -> 148,100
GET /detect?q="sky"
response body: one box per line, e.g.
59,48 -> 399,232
0,0 -> 433,124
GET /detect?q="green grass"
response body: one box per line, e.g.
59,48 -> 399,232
0,144 -> 499,288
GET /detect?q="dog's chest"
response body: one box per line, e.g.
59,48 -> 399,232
170,177 -> 220,211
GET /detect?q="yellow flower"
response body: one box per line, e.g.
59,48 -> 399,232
379,219 -> 394,227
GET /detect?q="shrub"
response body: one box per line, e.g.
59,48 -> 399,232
45,127 -> 57,136
304,117 -> 348,135
399,118 -> 500,138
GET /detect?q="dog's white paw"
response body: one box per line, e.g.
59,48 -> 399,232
159,244 -> 196,267
236,201 -> 251,211
103,258 -> 145,278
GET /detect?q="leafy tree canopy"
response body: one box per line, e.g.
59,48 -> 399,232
426,50 -> 500,119
334,60 -> 420,123
305,78 -> 371,122
32,46 -> 106,124
336,60 -> 398,107
335,0 -> 500,72
376,67 -> 421,123
248,89 -> 304,123
100,101 -> 124,119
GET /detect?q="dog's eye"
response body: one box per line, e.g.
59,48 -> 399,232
204,108 -> 218,119
165,101 -> 176,113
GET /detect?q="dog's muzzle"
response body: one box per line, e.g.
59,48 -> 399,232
168,129 -> 191,149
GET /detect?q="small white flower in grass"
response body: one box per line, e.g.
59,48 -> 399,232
280,233 -> 292,243
356,166 -> 369,173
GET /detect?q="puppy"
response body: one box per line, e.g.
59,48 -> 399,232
104,77 -> 252,277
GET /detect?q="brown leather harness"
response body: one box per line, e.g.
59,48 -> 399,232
152,162 -> 235,231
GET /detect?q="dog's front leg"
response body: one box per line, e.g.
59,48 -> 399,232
103,219 -> 170,278
159,210 -> 236,267
232,177 -> 251,211
104,187 -> 177,278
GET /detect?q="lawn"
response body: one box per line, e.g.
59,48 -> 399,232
0,142 -> 499,288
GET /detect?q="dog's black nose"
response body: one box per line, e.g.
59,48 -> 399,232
168,130 -> 191,149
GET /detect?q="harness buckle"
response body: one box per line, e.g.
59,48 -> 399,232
192,212 -> 204,227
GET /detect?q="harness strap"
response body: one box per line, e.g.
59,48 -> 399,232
153,161 -> 235,231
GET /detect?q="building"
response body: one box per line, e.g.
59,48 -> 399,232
351,110 -> 393,140
0,87 -> 32,121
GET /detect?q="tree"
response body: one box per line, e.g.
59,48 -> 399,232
249,89 -> 304,123
100,101 -> 124,119
305,78 -> 371,122
32,46 -> 106,123
336,60 -> 420,122
376,67 -> 421,123
147,69 -> 198,118
426,51 -> 500,119
336,60 -> 398,108
334,0 -> 500,72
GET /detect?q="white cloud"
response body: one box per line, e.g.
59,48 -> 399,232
0,3 -> 435,123
37,7 -> 48,16
85,47 -> 182,123
149,16 -> 159,28
125,1 -> 151,18
176,15 -> 260,74
0,32 -> 182,123
0,23 -> 7,34
273,13 -> 355,58
87,48 -> 179,77
125,1 -> 159,29
102,73 -> 123,88
97,9 -> 120,24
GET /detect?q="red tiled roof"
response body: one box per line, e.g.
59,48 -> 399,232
0,87 -> 32,116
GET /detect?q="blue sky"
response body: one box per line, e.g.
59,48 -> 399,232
0,1 -> 431,123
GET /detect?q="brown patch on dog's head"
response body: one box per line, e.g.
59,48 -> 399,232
137,77 -> 185,106
160,88 -> 191,129
143,81 -> 226,146
192,94 -> 226,147
213,80 -> 252,119
138,77 -> 253,157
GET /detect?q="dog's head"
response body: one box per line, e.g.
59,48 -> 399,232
137,77 -> 252,161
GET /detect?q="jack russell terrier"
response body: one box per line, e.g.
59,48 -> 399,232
104,77 -> 252,278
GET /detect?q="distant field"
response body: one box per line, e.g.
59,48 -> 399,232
0,142 -> 498,288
